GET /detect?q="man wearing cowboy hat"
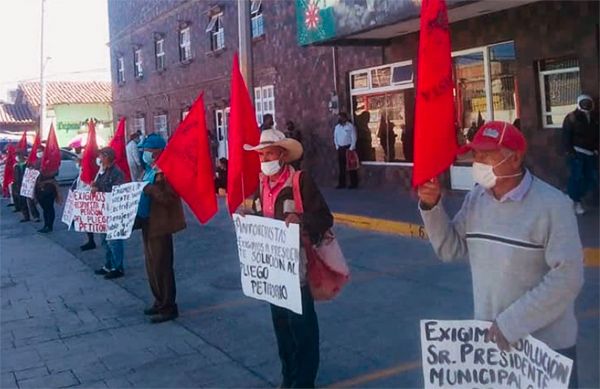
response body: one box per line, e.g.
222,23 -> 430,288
243,129 -> 333,388
418,121 -> 584,388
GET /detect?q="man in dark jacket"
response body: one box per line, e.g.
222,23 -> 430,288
92,147 -> 126,279
244,129 -> 333,388
137,134 -> 186,324
562,94 -> 599,215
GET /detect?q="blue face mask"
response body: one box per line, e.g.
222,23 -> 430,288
142,151 -> 154,166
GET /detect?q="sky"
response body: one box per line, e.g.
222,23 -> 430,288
0,0 -> 111,101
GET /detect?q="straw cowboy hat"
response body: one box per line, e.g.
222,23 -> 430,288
244,129 -> 303,163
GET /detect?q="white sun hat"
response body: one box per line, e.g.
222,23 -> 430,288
243,129 -> 303,163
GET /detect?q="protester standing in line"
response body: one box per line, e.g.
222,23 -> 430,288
562,94 -> 599,215
14,151 -> 40,222
72,158 -> 96,251
333,112 -> 358,189
417,121 -> 584,388
214,157 -> 228,194
92,147 -> 125,279
35,171 -> 60,233
136,134 -> 186,324
126,130 -> 144,181
243,129 -> 333,388
23,149 -> 42,223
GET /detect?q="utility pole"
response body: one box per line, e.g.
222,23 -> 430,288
39,0 -> 48,138
237,0 -> 253,103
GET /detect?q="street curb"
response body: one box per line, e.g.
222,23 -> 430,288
333,212 -> 600,267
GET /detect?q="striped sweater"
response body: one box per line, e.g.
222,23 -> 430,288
420,175 -> 584,350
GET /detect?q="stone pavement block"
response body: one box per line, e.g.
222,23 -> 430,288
14,365 -> 50,381
99,349 -> 155,372
145,344 -> 179,358
18,370 -> 79,389
70,360 -> 110,384
187,362 -> 271,388
1,372 -> 18,388
103,376 -> 134,388
31,339 -> 70,360
46,353 -> 103,375
0,348 -> 43,373
72,379 -> 108,388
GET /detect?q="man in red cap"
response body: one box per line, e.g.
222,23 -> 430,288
417,121 -> 583,388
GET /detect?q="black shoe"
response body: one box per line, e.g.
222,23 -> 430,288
150,312 -> 178,324
7,203 -> 14,207
19,218 -> 30,223
104,270 -> 124,279
38,227 -> 51,233
80,242 -> 97,251
94,267 -> 110,275
32,218 -> 41,223
144,307 -> 159,316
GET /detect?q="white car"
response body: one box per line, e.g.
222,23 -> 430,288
56,148 -> 80,184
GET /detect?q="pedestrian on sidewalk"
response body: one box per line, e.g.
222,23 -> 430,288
126,130 -> 144,181
333,112 -> 358,189
285,121 -> 303,170
243,129 -> 333,388
562,94 -> 599,215
35,171 -> 60,233
136,134 -> 186,324
214,157 -> 228,195
417,121 -> 584,389
260,113 -> 274,132
92,147 -> 125,279
72,159 -> 96,251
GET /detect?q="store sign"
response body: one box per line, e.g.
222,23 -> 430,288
57,122 -> 81,131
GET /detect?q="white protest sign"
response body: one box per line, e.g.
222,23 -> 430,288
0,163 -> 5,188
72,191 -> 111,233
233,214 -> 302,314
20,168 -> 40,199
61,190 -> 76,228
420,320 -> 573,389
106,182 -> 148,240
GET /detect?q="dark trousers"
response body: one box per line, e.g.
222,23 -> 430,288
11,183 -> 20,210
337,146 -> 358,188
557,345 -> 578,389
270,286 -> 319,388
567,152 -> 599,202
142,225 -> 177,315
38,192 -> 56,230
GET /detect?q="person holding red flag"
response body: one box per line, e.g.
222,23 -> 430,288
137,133 -> 186,323
35,124 -> 62,233
3,145 -> 16,200
80,120 -> 100,185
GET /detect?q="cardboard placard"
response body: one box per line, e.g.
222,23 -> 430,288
20,168 -> 40,199
106,182 -> 148,240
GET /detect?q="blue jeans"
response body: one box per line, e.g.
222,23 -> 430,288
102,236 -> 124,271
567,152 -> 599,202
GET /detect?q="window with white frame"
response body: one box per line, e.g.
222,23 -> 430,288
251,0 -> 264,38
538,57 -> 581,128
155,38 -> 165,71
117,56 -> 125,84
179,26 -> 192,62
154,113 -> 169,140
134,48 -> 143,79
133,116 -> 145,135
215,108 -> 230,159
206,13 -> 225,51
254,85 -> 275,126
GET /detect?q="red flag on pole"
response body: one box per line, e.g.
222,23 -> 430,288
16,131 -> 28,153
109,117 -> 131,182
156,93 -> 217,224
80,120 -> 99,184
41,123 -> 61,175
26,132 -> 42,166
226,53 -> 260,214
2,145 -> 16,196
412,0 -> 457,187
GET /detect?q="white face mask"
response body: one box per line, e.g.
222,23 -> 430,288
96,157 -> 102,167
36,152 -> 43,158
261,160 -> 282,176
472,154 -> 522,189
142,151 -> 154,166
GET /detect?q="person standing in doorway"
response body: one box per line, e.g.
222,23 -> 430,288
92,147 -> 125,279
333,112 -> 358,188
562,94 -> 599,215
261,114 -> 274,132
126,130 -> 144,181
137,134 -> 186,324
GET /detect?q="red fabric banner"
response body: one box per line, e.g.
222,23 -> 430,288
41,124 -> 61,175
226,53 -> 260,214
412,0 -> 457,187
109,117 -> 132,182
80,121 -> 99,184
16,131 -> 28,153
156,93 -> 218,224
26,132 -> 41,166
2,145 -> 16,196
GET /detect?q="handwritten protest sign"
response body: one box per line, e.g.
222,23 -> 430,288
233,214 -> 302,314
420,320 -> 573,389
61,190 -> 76,228
0,163 -> 5,188
106,182 -> 148,240
20,168 -> 40,199
72,191 -> 110,233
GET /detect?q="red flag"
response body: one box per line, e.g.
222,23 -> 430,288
2,145 -> 16,196
226,53 -> 260,214
41,124 -> 61,175
108,118 -> 131,182
412,0 -> 457,187
157,93 -> 217,224
26,132 -> 42,166
80,120 -> 99,184
16,131 -> 28,153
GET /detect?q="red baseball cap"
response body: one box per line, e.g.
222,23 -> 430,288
458,121 -> 527,154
